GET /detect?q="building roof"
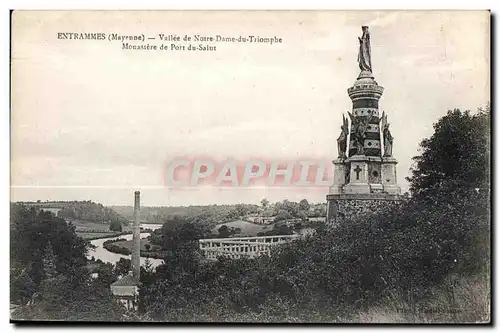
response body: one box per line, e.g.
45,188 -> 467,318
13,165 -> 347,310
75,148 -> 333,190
110,273 -> 139,287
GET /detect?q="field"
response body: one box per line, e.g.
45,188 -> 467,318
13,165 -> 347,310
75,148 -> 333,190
70,220 -> 110,231
110,238 -> 159,252
211,220 -> 269,237
70,219 -> 159,240
69,220 -> 123,239
78,232 -> 120,240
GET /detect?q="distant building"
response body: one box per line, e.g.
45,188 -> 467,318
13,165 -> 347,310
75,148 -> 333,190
38,207 -> 62,216
199,234 -> 300,260
110,272 -> 139,311
308,217 -> 326,223
284,218 -> 303,227
243,215 -> 258,223
254,216 -> 275,225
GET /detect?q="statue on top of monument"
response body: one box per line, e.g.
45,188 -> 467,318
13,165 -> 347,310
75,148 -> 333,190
357,26 -> 372,72
348,111 -> 372,155
336,114 -> 349,159
380,111 -> 394,157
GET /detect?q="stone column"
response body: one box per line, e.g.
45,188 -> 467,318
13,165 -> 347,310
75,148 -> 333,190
347,71 -> 384,158
132,191 -> 141,280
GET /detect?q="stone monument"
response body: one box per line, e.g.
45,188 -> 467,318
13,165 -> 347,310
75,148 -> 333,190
326,26 -> 401,225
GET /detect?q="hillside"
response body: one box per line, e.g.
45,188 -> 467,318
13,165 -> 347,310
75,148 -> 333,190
111,204 -> 261,225
19,201 -> 129,225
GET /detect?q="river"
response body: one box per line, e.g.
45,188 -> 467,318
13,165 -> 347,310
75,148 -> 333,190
87,223 -> 164,268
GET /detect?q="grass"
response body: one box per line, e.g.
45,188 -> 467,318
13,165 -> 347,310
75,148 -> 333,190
107,237 -> 161,252
77,232 -> 120,240
356,274 -> 490,323
70,220 -> 128,240
70,220 -> 112,232
103,237 -> 165,259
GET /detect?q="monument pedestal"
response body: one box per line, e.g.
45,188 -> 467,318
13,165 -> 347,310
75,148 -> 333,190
381,156 -> 401,195
326,192 -> 403,225
342,155 -> 370,194
329,158 -> 347,195
370,183 -> 384,193
326,149 -> 403,226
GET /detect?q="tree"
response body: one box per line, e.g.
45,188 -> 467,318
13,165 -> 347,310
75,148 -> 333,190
261,198 -> 270,208
114,258 -> 131,277
405,106 -> 490,277
274,223 -> 294,235
279,200 -> 299,216
234,204 -> 248,217
10,204 -> 124,321
407,107 -> 490,200
298,199 -> 310,212
218,225 -> 231,238
168,221 -> 205,248
109,220 -> 122,232
139,258 -> 157,314
274,210 -> 293,222
296,211 -> 308,222
94,262 -> 118,288
10,205 -> 88,299
144,244 -> 151,251
12,274 -> 125,321
10,265 -> 37,304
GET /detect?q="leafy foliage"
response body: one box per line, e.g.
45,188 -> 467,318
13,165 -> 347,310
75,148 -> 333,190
12,274 -> 125,321
408,107 -> 490,200
10,204 -> 125,321
109,219 -> 123,232
10,206 -> 88,292
42,242 -> 57,280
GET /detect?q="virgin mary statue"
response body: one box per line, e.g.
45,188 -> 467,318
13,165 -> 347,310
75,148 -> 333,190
357,26 -> 372,72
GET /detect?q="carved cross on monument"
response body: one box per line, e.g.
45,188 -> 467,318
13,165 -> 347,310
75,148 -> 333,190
354,165 -> 363,180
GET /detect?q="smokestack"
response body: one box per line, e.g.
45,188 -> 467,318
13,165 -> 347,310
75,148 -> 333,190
132,191 -> 141,280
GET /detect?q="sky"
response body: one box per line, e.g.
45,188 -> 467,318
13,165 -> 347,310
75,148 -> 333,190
10,10 -> 490,206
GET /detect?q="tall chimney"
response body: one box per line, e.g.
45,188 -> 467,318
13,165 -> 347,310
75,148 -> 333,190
132,191 -> 141,280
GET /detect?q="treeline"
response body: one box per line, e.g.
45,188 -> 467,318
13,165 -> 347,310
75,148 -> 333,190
17,200 -> 129,225
56,201 -> 129,225
137,107 -> 490,322
113,204 -> 261,227
112,201 -> 327,227
16,200 -> 98,207
259,199 -> 326,221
